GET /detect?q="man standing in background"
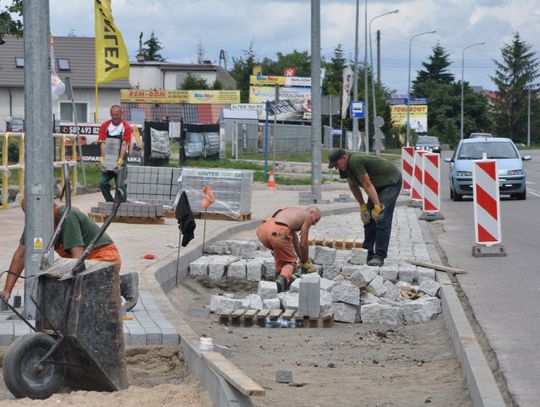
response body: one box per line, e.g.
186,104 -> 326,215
99,105 -> 131,202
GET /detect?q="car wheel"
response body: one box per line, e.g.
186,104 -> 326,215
514,188 -> 526,200
450,187 -> 454,200
452,189 -> 463,201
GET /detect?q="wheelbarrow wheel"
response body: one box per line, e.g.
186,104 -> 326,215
3,333 -> 66,399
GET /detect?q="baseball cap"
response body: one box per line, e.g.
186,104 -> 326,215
328,148 -> 346,169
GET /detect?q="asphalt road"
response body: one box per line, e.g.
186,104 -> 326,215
428,149 -> 540,406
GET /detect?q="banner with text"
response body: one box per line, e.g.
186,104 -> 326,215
120,89 -> 240,104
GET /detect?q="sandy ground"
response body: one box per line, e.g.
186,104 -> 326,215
0,345 -> 211,406
168,277 -> 472,407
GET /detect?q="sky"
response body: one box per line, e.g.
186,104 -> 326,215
45,0 -> 540,94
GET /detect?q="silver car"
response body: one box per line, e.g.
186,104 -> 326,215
445,137 -> 532,201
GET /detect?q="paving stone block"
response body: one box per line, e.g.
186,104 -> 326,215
320,290 -> 333,308
313,246 -> 337,265
209,295 -> 244,314
360,291 -> 379,304
341,264 -> 362,277
349,248 -> 368,265
368,275 -> 387,297
401,297 -> 441,324
382,281 -> 401,302
322,264 -> 341,280
246,258 -> 264,281
379,265 -> 399,283
242,294 -> 263,310
298,279 -> 320,318
360,303 -> 403,326
189,257 -> 209,277
419,279 -> 441,297
350,267 -> 377,288
417,266 -> 436,283
229,240 -> 257,259
258,281 -> 278,300
277,292 -> 299,310
263,259 -> 276,279
228,259 -> 247,279
332,302 -> 357,323
204,241 -> 228,255
289,278 -> 301,293
398,267 -> 418,284
331,280 -> 360,306
208,255 -> 237,280
319,277 -> 335,292
276,370 -> 293,383
263,298 -> 281,310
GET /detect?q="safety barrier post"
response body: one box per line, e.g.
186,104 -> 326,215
419,153 -> 444,221
472,156 -> 506,257
401,146 -> 414,193
408,149 -> 426,207
18,133 -> 24,200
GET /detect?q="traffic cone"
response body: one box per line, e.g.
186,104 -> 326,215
268,171 -> 276,190
201,185 -> 215,208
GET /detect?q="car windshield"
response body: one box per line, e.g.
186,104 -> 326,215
457,141 -> 518,160
417,136 -> 439,146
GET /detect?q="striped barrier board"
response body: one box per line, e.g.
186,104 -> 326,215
472,158 -> 506,257
419,153 -> 444,221
409,150 -> 427,206
401,146 -> 414,192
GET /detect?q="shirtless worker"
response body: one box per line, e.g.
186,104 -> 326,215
256,206 -> 321,292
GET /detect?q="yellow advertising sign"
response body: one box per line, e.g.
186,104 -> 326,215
94,0 -> 130,84
120,90 -> 240,104
250,74 -> 286,85
390,104 -> 428,132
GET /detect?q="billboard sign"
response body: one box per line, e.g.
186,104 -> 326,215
386,97 -> 428,132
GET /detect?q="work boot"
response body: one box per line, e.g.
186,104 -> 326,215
120,272 -> 139,312
276,275 -> 287,293
367,256 -> 384,267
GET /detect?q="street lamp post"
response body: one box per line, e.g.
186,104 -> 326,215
406,30 -> 436,147
363,0 -> 369,153
460,41 -> 485,140
369,9 -> 399,156
352,0 -> 360,151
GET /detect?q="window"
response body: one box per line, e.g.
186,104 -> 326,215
15,57 -> 24,68
57,58 -> 71,71
60,102 -> 88,123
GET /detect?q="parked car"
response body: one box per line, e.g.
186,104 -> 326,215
7,117 -> 24,132
445,137 -> 532,201
415,135 -> 441,154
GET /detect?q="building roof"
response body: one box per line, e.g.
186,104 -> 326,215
0,35 -> 129,89
131,61 -> 237,89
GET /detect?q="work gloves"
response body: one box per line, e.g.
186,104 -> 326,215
371,203 -> 385,222
301,259 -> 316,274
359,203 -> 371,224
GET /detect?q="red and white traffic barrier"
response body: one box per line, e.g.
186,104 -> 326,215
473,158 -> 501,245
401,146 -> 414,192
419,153 -> 444,220
409,150 -> 427,205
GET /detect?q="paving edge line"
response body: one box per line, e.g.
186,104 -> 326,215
418,212 -> 505,407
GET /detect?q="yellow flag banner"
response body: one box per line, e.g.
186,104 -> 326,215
94,0 -> 129,84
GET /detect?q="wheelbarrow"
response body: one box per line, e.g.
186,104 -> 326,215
1,164 -> 128,399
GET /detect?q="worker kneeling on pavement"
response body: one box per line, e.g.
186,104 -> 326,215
328,148 -> 402,267
0,198 -> 139,312
256,206 -> 321,292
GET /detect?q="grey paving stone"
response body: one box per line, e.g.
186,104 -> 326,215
258,281 -> 278,300
379,265 -> 399,283
349,248 -> 368,265
360,303 -> 404,326
313,246 -> 337,265
332,302 -> 357,323
263,259 -> 276,279
246,258 -> 264,281
278,292 -> 299,310
419,279 -> 441,297
360,291 -> 379,304
417,266 -> 436,283
368,275 -> 387,297
228,259 -> 247,279
242,294 -> 263,310
229,240 -> 257,259
382,281 -> 401,302
298,279 -> 320,318
331,280 -> 360,306
402,297 -> 441,324
322,264 -> 341,280
189,257 -> 209,277
209,295 -> 244,314
263,298 -> 281,310
350,267 -> 377,288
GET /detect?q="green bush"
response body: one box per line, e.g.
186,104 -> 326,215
0,139 -> 20,163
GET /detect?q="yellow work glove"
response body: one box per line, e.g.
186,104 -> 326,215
371,203 -> 385,222
359,203 -> 371,224
117,157 -> 124,167
301,259 -> 316,273
99,156 -> 104,163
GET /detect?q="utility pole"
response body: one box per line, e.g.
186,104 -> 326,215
376,30 -> 381,84
352,0 -> 360,151
23,0 -> 54,319
310,0 -> 322,203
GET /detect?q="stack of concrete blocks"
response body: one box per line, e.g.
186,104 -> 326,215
126,165 -> 182,207
90,202 -> 164,218
178,168 -> 253,218
333,193 -> 355,203
298,191 -> 330,205
195,240 -> 442,326
298,274 -> 320,318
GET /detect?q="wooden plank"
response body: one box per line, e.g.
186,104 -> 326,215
269,309 -> 282,320
231,309 -> 246,318
202,352 -> 265,397
282,309 -> 295,320
256,309 -> 270,319
88,213 -> 165,225
406,259 -> 466,275
218,308 -> 234,325
192,211 -> 252,222
243,309 -> 259,319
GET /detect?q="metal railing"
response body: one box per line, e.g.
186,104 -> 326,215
1,132 -> 78,209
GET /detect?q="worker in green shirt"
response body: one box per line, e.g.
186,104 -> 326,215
328,148 -> 402,267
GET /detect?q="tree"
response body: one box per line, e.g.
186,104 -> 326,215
140,31 -> 165,61
262,50 -> 311,77
0,0 -> 23,43
490,32 -> 539,142
229,43 -> 257,103
179,73 -> 209,90
323,44 -> 345,96
415,43 -> 454,84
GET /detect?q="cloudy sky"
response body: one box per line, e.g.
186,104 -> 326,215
48,0 -> 540,93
